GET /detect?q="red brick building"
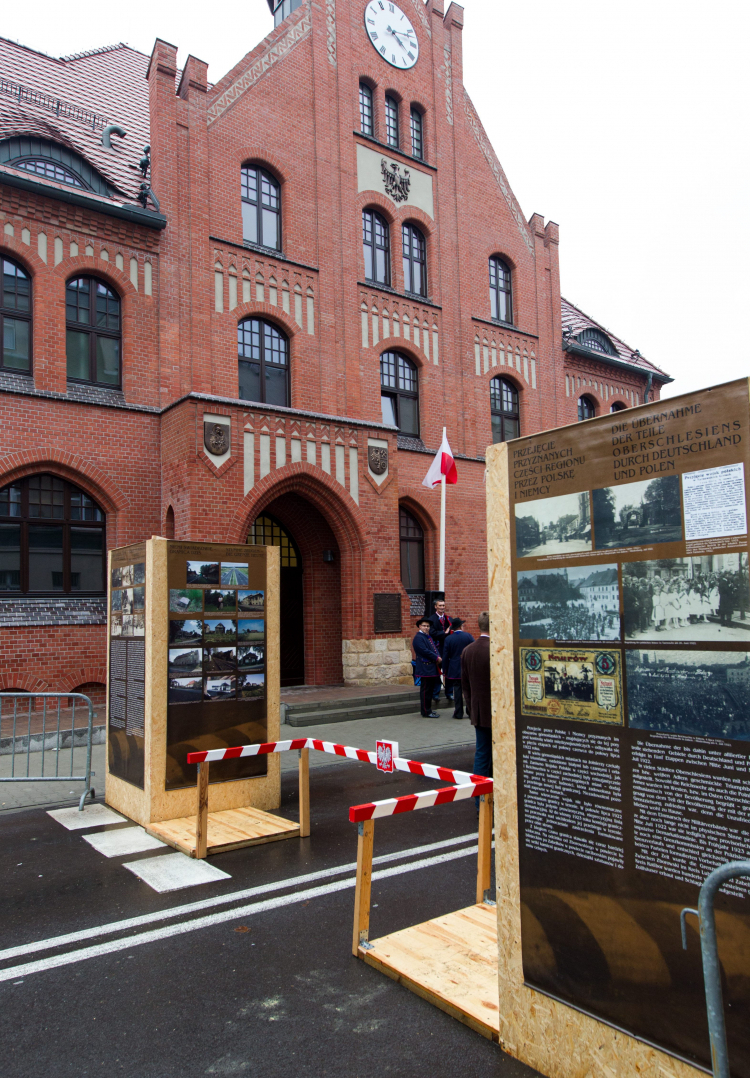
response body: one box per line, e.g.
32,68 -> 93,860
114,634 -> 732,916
0,0 -> 670,697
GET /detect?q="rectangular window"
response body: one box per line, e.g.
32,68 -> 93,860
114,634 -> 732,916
0,523 -> 21,590
70,527 -> 104,592
381,394 -> 397,426
238,361 -> 262,403
28,525 -> 64,591
66,330 -> 90,381
2,317 -> 30,371
359,84 -> 373,135
385,96 -> 399,148
399,395 -> 419,435
410,108 -> 423,159
96,336 -> 120,386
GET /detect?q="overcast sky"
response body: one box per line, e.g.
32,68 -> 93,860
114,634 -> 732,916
4,0 -> 748,400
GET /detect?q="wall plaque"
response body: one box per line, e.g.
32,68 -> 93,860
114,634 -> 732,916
374,592 -> 402,633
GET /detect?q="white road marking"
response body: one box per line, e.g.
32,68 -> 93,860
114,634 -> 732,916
47,805 -> 125,830
123,852 -> 231,892
0,839 -> 482,980
83,827 -> 167,858
0,832 -> 478,964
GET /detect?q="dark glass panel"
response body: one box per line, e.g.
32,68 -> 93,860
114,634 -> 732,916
0,484 -> 21,517
381,394 -> 397,426
70,527 -> 104,592
264,365 -> 287,407
398,354 -> 417,392
95,336 -> 120,385
66,330 -> 89,380
3,318 -> 30,370
66,278 -> 90,324
95,282 -> 120,331
28,525 -> 64,590
380,353 -> 397,389
359,84 -> 373,135
238,361 -> 262,402
399,395 -> 419,435
28,475 -> 64,519
16,159 -> 84,187
70,489 -> 103,522
385,96 -> 399,147
2,260 -> 30,311
0,523 -> 21,590
410,108 -> 423,159
241,200 -> 258,245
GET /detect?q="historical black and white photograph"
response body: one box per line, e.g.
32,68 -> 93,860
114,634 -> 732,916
186,560 -> 220,586
167,648 -> 202,677
204,588 -> 236,613
623,553 -> 750,641
237,618 -> 264,643
626,650 -> 750,739
111,589 -> 122,613
221,562 -> 249,586
238,673 -> 264,699
204,618 -> 237,645
168,676 -> 203,705
169,588 -> 203,614
120,563 -> 134,587
133,562 -> 146,586
238,644 -> 264,670
517,565 -> 620,641
514,491 -> 592,557
593,475 -> 682,550
169,619 -> 202,646
132,585 -> 145,612
238,590 -> 264,612
204,676 -> 236,700
204,646 -> 237,673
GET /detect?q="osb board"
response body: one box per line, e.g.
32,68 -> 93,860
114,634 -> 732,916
362,904 -> 499,1040
485,442 -> 703,1078
146,805 -> 299,856
106,541 -> 282,826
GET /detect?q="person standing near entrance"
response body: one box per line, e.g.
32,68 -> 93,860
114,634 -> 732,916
441,617 -> 474,719
461,611 -> 492,797
428,599 -> 452,704
412,617 -> 441,718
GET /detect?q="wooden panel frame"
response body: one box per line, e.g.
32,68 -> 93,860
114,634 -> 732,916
486,441 -> 703,1078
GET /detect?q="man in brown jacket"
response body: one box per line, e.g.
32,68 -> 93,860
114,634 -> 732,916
460,611 -> 492,796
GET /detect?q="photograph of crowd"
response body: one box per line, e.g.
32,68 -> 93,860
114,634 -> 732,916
623,553 -> 750,642
515,491 -> 592,558
517,565 -> 620,641
626,650 -> 750,739
593,475 -> 682,549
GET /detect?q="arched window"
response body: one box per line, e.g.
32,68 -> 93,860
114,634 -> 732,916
578,395 -> 596,421
0,474 -> 105,595
1,258 -> 31,374
610,401 -> 626,413
490,377 -> 520,443
577,327 -> 616,355
66,277 -> 121,388
363,209 -> 390,285
399,507 -> 424,591
402,224 -> 426,296
241,165 -> 281,250
489,256 -> 512,324
385,95 -> 399,148
359,83 -> 374,136
249,514 -> 299,567
410,108 -> 423,159
0,137 -> 114,197
238,318 -> 289,407
381,351 -> 418,435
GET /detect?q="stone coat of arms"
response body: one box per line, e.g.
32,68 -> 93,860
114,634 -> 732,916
204,421 -> 230,456
368,445 -> 388,476
381,159 -> 411,204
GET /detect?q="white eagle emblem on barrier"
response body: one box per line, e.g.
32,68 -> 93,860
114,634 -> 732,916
381,159 -> 411,204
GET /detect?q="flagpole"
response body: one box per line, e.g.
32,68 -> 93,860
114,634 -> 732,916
439,427 -> 446,593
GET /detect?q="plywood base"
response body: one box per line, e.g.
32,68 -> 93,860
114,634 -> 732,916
360,904 -> 500,1041
146,806 -> 299,857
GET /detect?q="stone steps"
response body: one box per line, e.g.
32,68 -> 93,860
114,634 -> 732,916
283,690 -> 453,727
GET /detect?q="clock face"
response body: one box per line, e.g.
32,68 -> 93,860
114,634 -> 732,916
364,1 -> 419,69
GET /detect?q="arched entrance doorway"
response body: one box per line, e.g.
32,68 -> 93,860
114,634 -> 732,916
248,493 -> 343,686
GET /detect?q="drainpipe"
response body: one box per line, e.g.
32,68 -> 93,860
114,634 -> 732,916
101,124 -> 127,149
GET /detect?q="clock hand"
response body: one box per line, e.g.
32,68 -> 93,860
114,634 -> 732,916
387,26 -> 408,49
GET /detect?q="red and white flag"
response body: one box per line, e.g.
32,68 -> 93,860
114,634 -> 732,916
422,430 -> 458,488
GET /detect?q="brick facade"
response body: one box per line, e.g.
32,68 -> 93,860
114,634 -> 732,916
0,4 -> 669,692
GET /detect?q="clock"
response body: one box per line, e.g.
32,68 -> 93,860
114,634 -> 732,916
364,1 -> 419,69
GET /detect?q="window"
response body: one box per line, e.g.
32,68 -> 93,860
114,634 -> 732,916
490,377 -> 520,443
402,224 -> 426,297
238,318 -> 289,407
272,0 -> 302,26
385,95 -> 399,148
0,474 -> 105,595
66,277 -> 121,388
241,165 -> 281,250
610,401 -> 626,413
359,83 -> 374,136
363,209 -> 390,285
0,137 -> 113,197
399,507 -> 424,591
489,257 -> 512,323
381,351 -> 418,435
1,259 -> 31,373
249,514 -> 299,567
410,108 -> 423,159
578,395 -> 596,421
15,159 -> 84,187
577,327 -> 616,355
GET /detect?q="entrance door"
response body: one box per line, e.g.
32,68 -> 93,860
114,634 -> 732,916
249,514 -> 305,686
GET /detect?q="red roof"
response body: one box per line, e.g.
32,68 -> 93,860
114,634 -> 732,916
561,296 -> 670,381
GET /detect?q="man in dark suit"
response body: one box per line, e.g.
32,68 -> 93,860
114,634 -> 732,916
428,599 -> 452,704
461,611 -> 492,800
441,617 -> 474,719
412,617 -> 441,717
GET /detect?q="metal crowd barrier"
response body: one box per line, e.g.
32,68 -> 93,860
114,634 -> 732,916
0,693 -> 95,811
681,859 -> 750,1078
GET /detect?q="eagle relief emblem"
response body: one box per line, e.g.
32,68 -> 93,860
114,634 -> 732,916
368,445 -> 388,476
204,421 -> 230,456
380,158 -> 411,204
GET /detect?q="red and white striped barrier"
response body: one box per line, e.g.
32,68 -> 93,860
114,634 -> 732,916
186,738 -> 483,787
349,777 -> 493,822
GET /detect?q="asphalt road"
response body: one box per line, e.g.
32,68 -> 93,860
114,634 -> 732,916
0,745 -> 538,1078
